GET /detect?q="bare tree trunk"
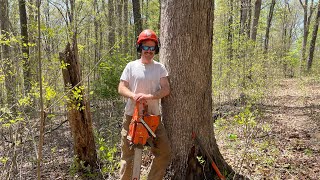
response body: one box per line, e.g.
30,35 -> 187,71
108,0 -> 115,52
307,2 -> 320,72
281,2 -> 297,77
117,0 -> 123,52
146,0 -> 149,27
226,0 -> 234,101
227,0 -> 234,61
132,0 -> 143,37
27,0 -> 37,87
160,0 -> 241,179
250,0 -> 261,41
59,0 -> 97,169
299,0 -> 315,64
240,0 -> 251,37
133,0 -> 142,58
123,0 -> 129,52
19,0 -> 31,93
247,0 -> 252,38
59,40 -> 97,168
264,0 -> 276,53
93,0 -> 100,86
36,1 -> 45,179
0,0 -> 15,108
158,0 -> 161,31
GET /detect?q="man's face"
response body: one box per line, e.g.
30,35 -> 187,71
141,40 -> 156,61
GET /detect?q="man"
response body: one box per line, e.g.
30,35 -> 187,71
118,29 -> 171,180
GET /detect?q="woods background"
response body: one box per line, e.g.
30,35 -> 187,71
0,0 -> 320,179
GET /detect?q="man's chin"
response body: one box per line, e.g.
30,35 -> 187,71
144,52 -> 154,56
143,54 -> 154,59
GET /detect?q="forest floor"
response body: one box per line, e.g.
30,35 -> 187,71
215,78 -> 320,180
2,78 -> 319,180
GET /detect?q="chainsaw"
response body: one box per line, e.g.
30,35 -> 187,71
127,102 -> 160,180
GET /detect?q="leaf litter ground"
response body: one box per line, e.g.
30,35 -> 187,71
215,78 -> 320,180
6,78 -> 319,179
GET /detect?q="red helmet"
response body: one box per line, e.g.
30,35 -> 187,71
136,29 -> 159,45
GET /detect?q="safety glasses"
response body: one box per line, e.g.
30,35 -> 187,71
141,45 -> 156,51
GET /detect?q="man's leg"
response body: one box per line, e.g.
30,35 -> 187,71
119,115 -> 134,180
147,121 -> 171,180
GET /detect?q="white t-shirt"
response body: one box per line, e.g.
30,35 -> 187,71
120,59 -> 169,116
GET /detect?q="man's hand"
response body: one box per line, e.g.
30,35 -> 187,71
133,93 -> 153,103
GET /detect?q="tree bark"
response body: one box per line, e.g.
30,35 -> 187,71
108,0 -> 115,52
240,0 -> 252,37
160,0 -> 240,179
132,0 -> 142,58
93,0 -> 100,85
19,0 -> 31,93
117,0 -> 123,52
307,2 -> 320,72
300,0 -> 315,63
250,0 -> 262,41
132,0 -> 143,37
123,0 -> 129,52
0,0 -> 15,107
264,0 -> 276,53
228,0 -> 234,61
59,40 -> 97,168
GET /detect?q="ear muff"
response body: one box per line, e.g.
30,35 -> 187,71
155,38 -> 160,54
136,36 -> 141,53
136,44 -> 142,53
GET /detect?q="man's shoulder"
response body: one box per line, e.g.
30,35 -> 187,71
152,60 -> 165,67
129,59 -> 140,65
126,59 -> 141,68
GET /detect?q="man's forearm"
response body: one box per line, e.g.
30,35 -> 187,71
151,87 -> 170,99
118,84 -> 135,99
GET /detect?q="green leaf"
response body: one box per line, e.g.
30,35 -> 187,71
45,86 -> 57,101
2,123 -> 11,128
99,146 -> 105,151
0,74 -> 4,83
19,96 -> 31,106
228,134 -> 238,140
0,157 -> 8,164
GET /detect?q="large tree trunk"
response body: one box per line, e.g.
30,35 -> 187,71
264,0 -> 276,53
160,0 -> 240,179
59,39 -> 97,168
19,0 -> 31,93
307,2 -> 320,72
250,0 -> 261,41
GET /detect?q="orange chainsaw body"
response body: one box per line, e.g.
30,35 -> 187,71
127,103 -> 160,146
